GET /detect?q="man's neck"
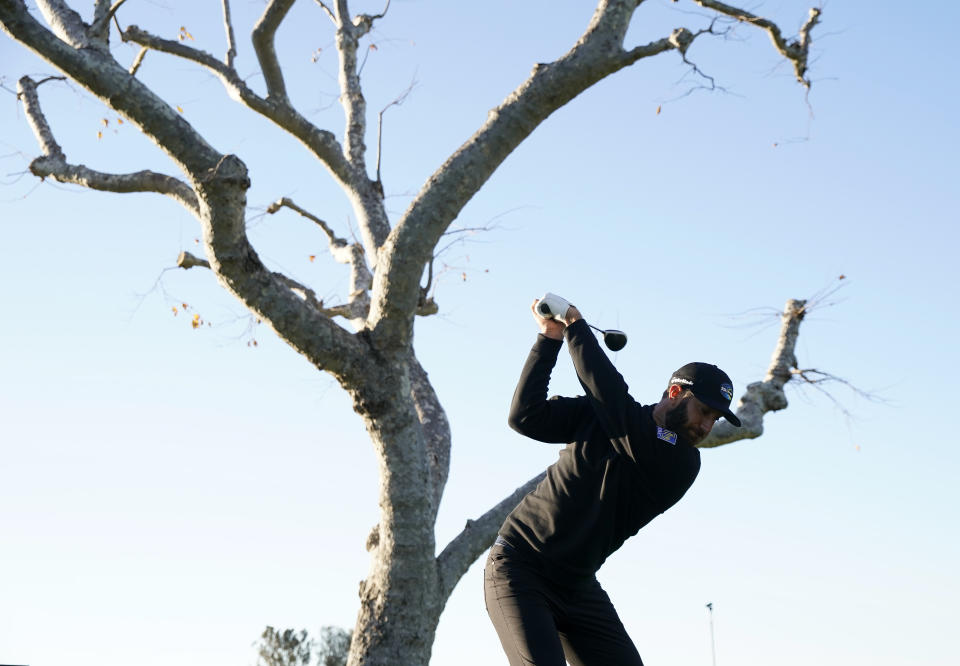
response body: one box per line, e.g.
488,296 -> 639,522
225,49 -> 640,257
651,400 -> 667,428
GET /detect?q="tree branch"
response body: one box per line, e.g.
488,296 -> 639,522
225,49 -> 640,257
177,250 -> 210,270
266,197 -> 373,326
17,75 -> 200,214
436,471 -> 546,602
251,0 -> 295,103
314,0 -> 336,24
128,46 -> 147,75
221,0 -> 238,69
90,0 -> 127,43
30,156 -> 201,213
93,0 -> 109,23
624,30 -> 687,63
331,0 -> 370,169
692,0 -> 820,87
316,0 -> 407,258
274,272 -> 326,311
35,0 -> 90,48
91,0 -> 109,42
352,0 -> 391,38
376,77 -> 417,185
120,23 -> 355,188
15,74 -> 63,158
266,196 -> 341,245
698,298 -> 805,448
122,24 -> 236,78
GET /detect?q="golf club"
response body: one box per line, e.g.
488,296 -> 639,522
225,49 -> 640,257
587,323 -> 627,352
535,293 -> 628,351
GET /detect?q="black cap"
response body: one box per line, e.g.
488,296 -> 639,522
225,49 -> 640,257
669,362 -> 741,427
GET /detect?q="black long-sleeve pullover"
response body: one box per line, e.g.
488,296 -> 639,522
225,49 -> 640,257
499,319 -> 701,580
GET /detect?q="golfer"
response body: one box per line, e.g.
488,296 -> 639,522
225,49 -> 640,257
484,297 -> 741,665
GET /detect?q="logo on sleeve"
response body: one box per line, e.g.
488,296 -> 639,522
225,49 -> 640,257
657,426 -> 677,445
720,383 -> 733,401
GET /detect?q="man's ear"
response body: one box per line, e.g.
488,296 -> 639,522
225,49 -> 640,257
667,384 -> 684,399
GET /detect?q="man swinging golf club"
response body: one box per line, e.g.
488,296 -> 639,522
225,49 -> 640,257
484,294 -> 741,666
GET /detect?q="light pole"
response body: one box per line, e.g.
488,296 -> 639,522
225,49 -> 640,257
706,602 -> 716,666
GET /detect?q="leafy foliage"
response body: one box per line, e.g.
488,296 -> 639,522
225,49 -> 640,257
256,627 -> 313,666
318,626 -> 352,666
255,625 -> 351,666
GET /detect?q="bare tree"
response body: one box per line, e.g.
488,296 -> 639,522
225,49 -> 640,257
0,1 -> 822,664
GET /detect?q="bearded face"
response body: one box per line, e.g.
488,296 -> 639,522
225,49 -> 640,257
663,394 -> 714,446
664,396 -> 691,438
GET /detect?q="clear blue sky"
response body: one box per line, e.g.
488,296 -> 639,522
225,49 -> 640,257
1,1 -> 957,665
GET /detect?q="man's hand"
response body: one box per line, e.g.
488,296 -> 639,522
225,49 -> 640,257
531,299 -> 583,339
531,299 -> 565,339
564,305 -> 583,326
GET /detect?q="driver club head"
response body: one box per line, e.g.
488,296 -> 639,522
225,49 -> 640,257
602,330 -> 627,352
586,322 -> 628,351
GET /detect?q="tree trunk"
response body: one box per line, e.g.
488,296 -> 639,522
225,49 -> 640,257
347,350 -> 443,666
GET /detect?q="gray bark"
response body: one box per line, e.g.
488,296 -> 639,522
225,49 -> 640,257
0,1 -> 823,664
699,299 -> 805,448
19,74 -> 199,213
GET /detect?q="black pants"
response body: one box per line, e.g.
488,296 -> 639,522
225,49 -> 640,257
484,541 -> 644,666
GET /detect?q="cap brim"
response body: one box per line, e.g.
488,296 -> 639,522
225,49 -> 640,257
697,394 -> 742,427
722,409 -> 741,427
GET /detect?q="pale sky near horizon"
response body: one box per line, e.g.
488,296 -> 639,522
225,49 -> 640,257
2,2 -> 958,665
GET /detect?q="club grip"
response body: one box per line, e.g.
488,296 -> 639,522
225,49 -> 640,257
536,293 -> 570,320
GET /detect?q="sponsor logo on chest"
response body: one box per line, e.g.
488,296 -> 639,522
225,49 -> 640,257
657,426 -> 678,445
